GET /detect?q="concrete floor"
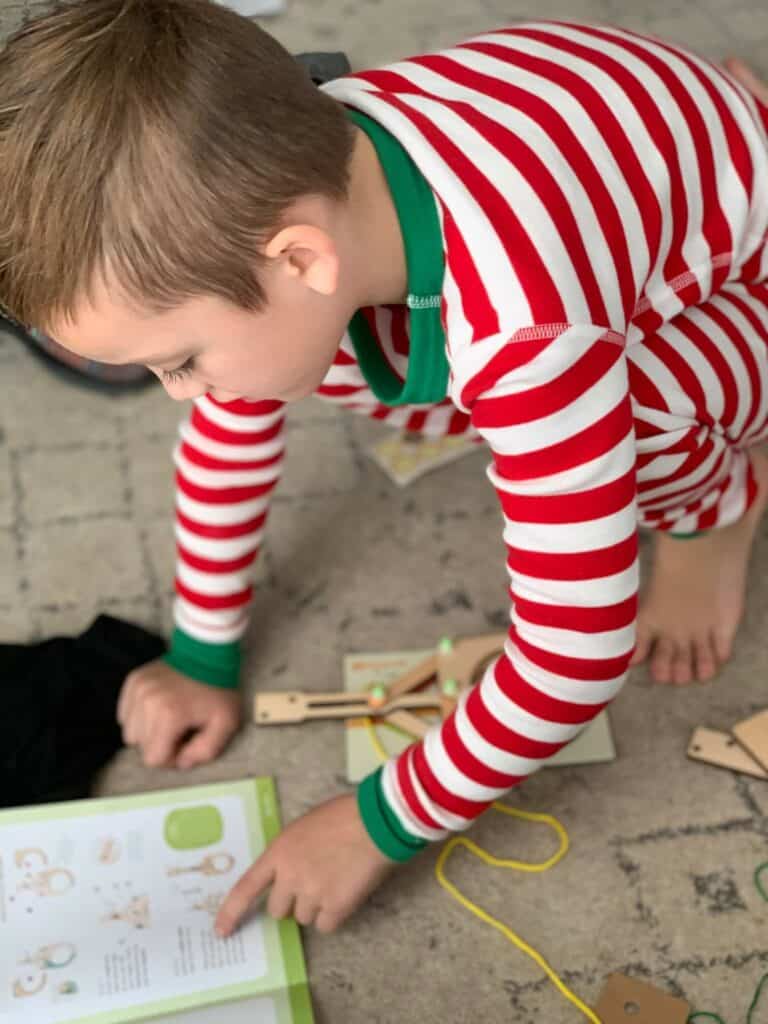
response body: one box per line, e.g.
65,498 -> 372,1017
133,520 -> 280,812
2,0 -> 768,1021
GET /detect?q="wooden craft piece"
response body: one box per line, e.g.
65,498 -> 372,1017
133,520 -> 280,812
594,973 -> 690,1023
254,689 -> 448,725
687,726 -> 768,779
386,654 -> 438,701
437,633 -> 507,689
732,710 -> 768,773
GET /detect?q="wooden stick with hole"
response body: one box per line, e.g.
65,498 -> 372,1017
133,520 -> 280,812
253,633 -> 506,739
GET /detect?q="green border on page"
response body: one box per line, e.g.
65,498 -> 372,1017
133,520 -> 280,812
0,778 -> 314,1024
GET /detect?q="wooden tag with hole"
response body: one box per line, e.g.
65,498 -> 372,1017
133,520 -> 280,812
732,711 -> 768,774
687,727 -> 768,779
595,974 -> 690,1023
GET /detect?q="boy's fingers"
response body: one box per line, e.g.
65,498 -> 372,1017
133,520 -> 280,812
142,719 -> 182,768
266,883 -> 295,922
116,672 -> 137,726
176,718 -> 233,771
215,856 -> 276,937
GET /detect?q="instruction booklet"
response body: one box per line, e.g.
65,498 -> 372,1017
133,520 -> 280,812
0,778 -> 313,1024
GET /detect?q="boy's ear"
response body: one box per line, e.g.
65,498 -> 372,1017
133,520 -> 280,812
264,225 -> 340,296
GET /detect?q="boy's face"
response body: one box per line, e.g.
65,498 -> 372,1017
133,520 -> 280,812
52,257 -> 352,405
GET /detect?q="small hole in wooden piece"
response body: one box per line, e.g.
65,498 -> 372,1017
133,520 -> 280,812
726,738 -> 735,747
624,1002 -> 640,1016
692,745 -> 701,752
288,696 -> 297,703
260,713 -> 269,719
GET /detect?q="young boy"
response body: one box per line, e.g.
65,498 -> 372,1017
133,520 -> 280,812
2,0 -> 768,938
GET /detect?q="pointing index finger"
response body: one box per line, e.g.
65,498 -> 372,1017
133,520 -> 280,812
215,852 -> 276,938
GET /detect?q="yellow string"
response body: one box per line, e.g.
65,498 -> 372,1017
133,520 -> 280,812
363,716 -> 600,1023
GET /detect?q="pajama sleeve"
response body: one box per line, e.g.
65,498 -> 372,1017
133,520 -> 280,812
358,325 -> 639,857
164,395 -> 286,690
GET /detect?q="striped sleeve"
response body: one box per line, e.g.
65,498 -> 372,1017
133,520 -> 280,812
164,395 -> 285,689
364,324 -> 638,848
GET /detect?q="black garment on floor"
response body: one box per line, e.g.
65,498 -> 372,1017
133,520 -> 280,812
0,615 -> 165,809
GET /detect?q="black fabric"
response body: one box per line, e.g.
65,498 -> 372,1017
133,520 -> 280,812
0,615 -> 165,809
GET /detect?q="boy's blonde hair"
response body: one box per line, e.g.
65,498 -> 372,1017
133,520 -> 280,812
0,0 -> 355,328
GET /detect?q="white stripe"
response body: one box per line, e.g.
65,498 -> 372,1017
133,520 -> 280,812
176,490 -> 270,525
511,563 -> 639,608
174,446 -> 284,488
180,422 -> 285,463
194,395 -> 285,433
506,641 -> 628,706
175,523 -> 263,560
177,561 -> 252,597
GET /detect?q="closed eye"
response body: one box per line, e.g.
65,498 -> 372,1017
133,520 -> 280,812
162,356 -> 195,384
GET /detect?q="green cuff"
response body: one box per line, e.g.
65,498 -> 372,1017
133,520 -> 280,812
357,767 -> 428,863
669,530 -> 706,539
164,627 -> 241,690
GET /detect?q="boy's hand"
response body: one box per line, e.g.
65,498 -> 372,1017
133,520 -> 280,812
215,794 -> 395,936
117,660 -> 241,770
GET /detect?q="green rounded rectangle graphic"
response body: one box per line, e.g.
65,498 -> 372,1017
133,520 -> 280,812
163,805 -> 223,850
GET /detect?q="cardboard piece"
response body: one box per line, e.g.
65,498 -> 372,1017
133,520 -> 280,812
687,726 -> 768,779
594,974 -> 690,1023
368,431 -> 479,487
732,710 -> 768,773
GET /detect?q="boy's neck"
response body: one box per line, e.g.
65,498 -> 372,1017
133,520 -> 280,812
342,127 -> 409,309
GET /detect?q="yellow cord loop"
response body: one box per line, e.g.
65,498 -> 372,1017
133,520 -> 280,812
363,717 -> 600,1023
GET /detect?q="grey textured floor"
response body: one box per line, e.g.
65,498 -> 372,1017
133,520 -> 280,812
3,1 -> 768,1021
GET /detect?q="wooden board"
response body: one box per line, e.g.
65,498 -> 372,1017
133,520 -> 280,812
732,710 -> 768,773
594,974 -> 690,1023
687,726 -> 768,779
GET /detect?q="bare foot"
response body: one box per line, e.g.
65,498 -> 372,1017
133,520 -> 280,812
631,451 -> 768,684
723,56 -> 768,106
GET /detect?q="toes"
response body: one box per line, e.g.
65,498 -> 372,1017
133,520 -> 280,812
650,636 -> 676,684
693,634 -> 718,682
630,623 -> 654,666
671,645 -> 694,686
712,625 -> 735,665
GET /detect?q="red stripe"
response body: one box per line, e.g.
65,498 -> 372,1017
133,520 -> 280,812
180,441 -> 284,474
412,741 -> 498,821
472,337 -> 621,428
495,656 -> 610,724
459,333 -> 558,407
177,472 -> 276,505
175,579 -> 252,610
442,207 -> 500,338
464,684 -> 565,758
513,594 -> 637,633
395,750 -> 445,831
177,543 -> 258,575
498,466 -> 636,523
190,407 -> 284,446
176,509 -> 267,540
513,630 -> 631,682
507,532 -> 637,581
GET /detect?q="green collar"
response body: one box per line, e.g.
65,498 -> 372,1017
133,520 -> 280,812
345,107 -> 449,407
